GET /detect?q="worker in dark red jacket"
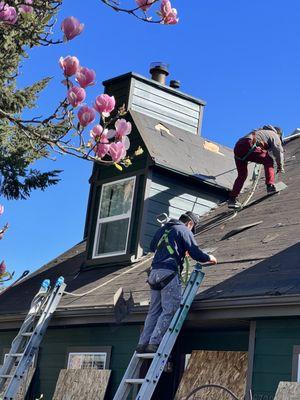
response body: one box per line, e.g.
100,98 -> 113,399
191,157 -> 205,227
228,125 -> 284,209
136,211 -> 217,354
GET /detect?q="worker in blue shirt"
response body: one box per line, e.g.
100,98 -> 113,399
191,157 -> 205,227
136,211 -> 217,353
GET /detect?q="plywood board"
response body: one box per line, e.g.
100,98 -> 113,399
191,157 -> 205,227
0,367 -> 35,400
175,350 -> 248,400
274,381 -> 300,400
52,369 -> 111,400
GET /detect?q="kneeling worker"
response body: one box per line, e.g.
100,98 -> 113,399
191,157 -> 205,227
228,125 -> 284,209
136,211 -> 217,354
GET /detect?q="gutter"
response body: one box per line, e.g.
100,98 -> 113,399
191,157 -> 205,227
2,294 -> 300,330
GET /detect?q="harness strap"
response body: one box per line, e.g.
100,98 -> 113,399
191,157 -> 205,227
235,131 -> 262,162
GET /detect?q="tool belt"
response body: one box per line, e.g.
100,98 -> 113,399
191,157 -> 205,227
147,271 -> 177,291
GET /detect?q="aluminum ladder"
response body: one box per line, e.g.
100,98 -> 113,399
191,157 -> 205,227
113,263 -> 206,400
0,276 -> 66,400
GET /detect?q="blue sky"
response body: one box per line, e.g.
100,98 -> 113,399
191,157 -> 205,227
1,0 -> 300,280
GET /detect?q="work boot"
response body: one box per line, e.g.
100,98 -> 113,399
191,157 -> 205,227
227,198 -> 242,209
136,344 -> 147,353
266,184 -> 278,195
144,344 -> 159,353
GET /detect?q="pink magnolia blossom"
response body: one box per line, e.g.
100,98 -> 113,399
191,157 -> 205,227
77,105 -> 96,127
59,56 -> 80,77
67,86 -> 86,107
0,3 -> 18,24
61,16 -> 84,41
94,94 -> 116,117
95,143 -> 110,159
160,0 -> 178,24
115,119 -> 132,140
76,67 -> 96,88
135,0 -> 155,12
0,205 -> 4,215
90,125 -> 109,142
109,141 -> 126,162
19,0 -> 33,14
0,260 -> 6,275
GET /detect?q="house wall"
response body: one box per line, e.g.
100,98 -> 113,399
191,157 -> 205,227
0,324 -> 141,399
141,169 -> 223,251
252,318 -> 300,400
130,78 -> 203,135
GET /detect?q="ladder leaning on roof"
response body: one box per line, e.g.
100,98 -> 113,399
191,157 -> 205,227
113,262 -> 206,400
0,276 -> 66,400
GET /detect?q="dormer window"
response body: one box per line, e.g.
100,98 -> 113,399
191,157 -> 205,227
92,176 -> 136,258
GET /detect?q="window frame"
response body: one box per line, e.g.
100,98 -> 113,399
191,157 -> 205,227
66,346 -> 111,370
292,345 -> 300,381
92,176 -> 136,259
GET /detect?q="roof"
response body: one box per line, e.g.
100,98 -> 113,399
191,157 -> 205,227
0,136 -> 299,324
131,110 -> 241,190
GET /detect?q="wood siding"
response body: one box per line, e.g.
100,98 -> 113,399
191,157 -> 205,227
130,78 -> 203,135
141,170 -> 221,251
252,319 -> 300,400
0,325 -> 141,399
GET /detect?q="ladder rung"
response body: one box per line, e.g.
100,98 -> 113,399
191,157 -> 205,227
136,353 -> 155,359
10,353 -> 23,357
125,378 -> 145,385
0,374 -> 13,379
21,332 -> 33,337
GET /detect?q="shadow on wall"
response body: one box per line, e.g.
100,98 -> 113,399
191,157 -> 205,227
140,170 -> 226,253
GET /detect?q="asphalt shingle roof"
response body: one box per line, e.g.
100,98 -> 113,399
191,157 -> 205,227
0,136 -> 299,318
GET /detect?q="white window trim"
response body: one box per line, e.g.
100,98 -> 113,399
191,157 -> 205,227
67,352 -> 107,370
92,176 -> 136,259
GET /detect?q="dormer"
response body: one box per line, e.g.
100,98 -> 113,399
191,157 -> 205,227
83,65 -> 237,268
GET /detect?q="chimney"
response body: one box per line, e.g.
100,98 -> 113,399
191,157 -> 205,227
149,62 -> 169,85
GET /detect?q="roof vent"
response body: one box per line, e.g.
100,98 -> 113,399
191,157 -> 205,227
170,80 -> 180,89
150,62 -> 169,85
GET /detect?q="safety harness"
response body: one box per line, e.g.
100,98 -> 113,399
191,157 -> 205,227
235,131 -> 265,162
148,229 -> 181,291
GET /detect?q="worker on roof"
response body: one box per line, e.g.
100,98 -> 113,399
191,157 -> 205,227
228,125 -> 284,209
136,211 -> 217,354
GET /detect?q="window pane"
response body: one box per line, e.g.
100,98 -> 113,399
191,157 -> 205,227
96,219 -> 129,255
100,179 -> 135,219
68,353 -> 106,370
68,354 -> 83,369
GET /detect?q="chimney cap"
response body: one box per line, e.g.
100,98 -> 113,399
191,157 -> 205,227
149,62 -> 169,76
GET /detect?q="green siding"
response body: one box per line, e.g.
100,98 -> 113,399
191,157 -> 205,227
180,328 -> 249,353
252,318 -> 300,400
0,324 -> 141,399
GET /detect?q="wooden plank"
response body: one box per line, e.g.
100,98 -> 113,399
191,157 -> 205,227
274,381 -> 300,400
0,367 -> 35,400
52,369 -> 111,400
175,350 -> 248,400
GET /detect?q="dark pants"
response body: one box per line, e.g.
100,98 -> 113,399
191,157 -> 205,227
230,138 -> 275,199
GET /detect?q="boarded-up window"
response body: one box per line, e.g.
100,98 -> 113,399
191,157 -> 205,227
67,353 -> 107,370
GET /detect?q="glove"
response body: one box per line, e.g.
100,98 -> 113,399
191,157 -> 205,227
209,255 -> 217,265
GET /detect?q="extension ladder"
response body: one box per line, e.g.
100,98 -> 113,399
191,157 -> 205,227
0,276 -> 66,400
113,263 -> 206,400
